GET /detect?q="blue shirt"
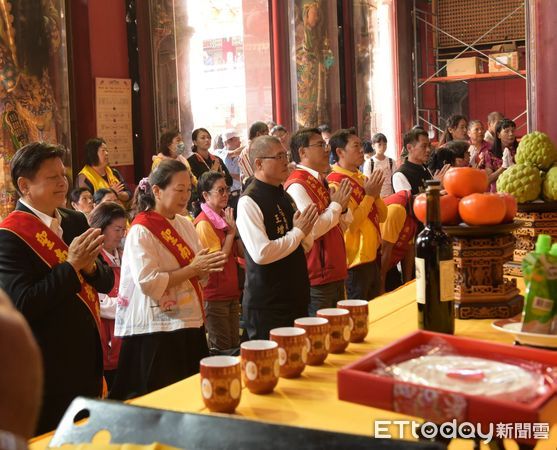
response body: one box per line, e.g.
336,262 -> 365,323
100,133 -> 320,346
214,149 -> 242,191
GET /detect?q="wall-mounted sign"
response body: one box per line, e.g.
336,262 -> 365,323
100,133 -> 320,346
95,78 -> 134,166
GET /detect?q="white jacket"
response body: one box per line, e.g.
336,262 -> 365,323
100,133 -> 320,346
115,214 -> 204,336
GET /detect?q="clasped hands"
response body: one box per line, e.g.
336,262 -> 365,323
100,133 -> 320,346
191,249 -> 227,277
66,228 -> 104,275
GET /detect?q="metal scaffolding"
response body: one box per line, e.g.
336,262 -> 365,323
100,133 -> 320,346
412,0 -> 528,135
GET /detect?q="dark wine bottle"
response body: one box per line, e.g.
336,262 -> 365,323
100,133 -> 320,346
415,180 -> 455,334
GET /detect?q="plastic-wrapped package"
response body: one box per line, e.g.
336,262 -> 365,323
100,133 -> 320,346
521,235 -> 557,335
372,336 -> 555,404
338,331 -> 557,445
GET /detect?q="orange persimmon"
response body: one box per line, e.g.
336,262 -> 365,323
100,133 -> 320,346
458,193 -> 507,226
444,167 -> 488,198
413,193 -> 460,225
498,193 -> 517,223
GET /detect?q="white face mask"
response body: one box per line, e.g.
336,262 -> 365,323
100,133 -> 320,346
176,142 -> 186,156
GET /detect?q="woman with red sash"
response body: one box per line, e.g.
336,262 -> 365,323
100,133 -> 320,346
87,202 -> 127,389
111,160 -> 227,400
194,171 -> 242,354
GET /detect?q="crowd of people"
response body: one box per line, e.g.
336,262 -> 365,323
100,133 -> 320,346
0,110 -> 518,436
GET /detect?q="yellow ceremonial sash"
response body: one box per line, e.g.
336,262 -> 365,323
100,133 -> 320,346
79,165 -> 119,191
0,211 -> 102,333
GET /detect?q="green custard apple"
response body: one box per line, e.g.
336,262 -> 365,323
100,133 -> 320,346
496,164 -> 542,203
542,166 -> 557,201
515,131 -> 557,170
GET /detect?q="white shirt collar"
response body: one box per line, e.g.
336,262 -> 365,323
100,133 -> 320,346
101,248 -> 121,267
296,164 -> 321,180
19,199 -> 63,238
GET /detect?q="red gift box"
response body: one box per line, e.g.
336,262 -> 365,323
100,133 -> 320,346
337,331 -> 557,445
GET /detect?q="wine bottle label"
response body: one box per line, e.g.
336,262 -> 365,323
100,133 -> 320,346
440,259 -> 455,302
415,257 -> 425,304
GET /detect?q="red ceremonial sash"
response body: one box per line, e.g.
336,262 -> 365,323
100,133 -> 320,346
284,169 -> 330,213
131,210 -> 205,321
284,169 -> 345,245
0,211 -> 102,334
327,171 -> 381,234
382,190 -> 417,268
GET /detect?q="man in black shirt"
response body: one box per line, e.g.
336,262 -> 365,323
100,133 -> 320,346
393,128 -> 450,195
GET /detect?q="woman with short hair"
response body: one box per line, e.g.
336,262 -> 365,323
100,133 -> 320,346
93,188 -> 119,207
152,130 -> 197,198
194,171 -> 242,353
467,120 -> 491,168
88,201 -> 127,388
69,187 -> 94,215
77,138 -> 131,203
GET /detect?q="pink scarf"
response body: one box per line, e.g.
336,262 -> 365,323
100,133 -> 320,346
200,202 -> 228,231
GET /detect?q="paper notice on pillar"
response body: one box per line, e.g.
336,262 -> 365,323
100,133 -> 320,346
95,78 -> 134,166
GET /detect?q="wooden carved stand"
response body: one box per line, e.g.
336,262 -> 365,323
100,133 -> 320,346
445,225 -> 523,319
504,210 -> 557,277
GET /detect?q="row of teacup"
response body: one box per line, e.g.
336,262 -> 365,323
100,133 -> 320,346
199,300 -> 369,413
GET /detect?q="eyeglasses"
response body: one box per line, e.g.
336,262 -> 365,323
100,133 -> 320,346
307,142 -> 329,149
209,187 -> 231,196
258,152 -> 289,161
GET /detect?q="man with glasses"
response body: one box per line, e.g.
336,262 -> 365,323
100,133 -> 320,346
236,135 -> 319,339
284,128 -> 352,315
328,128 -> 387,301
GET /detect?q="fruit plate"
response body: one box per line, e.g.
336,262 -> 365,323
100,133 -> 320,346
443,221 -> 520,237
492,316 -> 557,349
517,201 -> 557,213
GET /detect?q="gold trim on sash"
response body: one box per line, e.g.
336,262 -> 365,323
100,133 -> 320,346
0,210 -> 101,333
327,171 -> 381,234
285,169 -> 330,212
132,211 -> 205,321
